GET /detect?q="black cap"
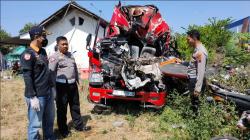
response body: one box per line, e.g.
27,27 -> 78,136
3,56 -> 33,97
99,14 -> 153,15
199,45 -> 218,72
29,26 -> 44,36
29,26 -> 51,40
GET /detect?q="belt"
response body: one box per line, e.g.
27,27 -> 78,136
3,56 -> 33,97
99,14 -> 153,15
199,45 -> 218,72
56,78 -> 76,84
188,74 -> 197,79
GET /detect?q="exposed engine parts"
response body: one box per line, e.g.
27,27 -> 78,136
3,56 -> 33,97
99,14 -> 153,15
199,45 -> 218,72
89,37 -> 168,92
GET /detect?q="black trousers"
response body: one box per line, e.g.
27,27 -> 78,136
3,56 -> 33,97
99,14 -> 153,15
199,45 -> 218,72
188,78 -> 206,112
56,82 -> 83,133
188,78 -> 199,112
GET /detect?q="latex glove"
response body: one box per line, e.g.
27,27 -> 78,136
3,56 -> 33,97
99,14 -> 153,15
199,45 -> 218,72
30,96 -> 40,111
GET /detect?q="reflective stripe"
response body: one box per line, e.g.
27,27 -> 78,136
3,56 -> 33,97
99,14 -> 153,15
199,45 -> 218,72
56,78 -> 66,83
67,79 -> 76,84
188,74 -> 197,79
56,78 -> 75,84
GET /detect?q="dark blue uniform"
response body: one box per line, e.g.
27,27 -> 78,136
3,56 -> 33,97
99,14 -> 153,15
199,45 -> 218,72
20,47 -> 51,97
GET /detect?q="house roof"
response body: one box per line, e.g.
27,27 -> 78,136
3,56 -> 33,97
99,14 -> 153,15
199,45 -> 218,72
0,36 -> 30,46
226,16 -> 250,29
2,1 -> 110,46
39,1 -> 109,28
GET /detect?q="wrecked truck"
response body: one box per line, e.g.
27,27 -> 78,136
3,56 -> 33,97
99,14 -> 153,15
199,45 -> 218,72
85,2 -> 186,109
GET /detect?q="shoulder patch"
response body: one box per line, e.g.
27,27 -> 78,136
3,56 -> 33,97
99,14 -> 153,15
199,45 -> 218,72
24,53 -> 31,60
195,51 -> 203,63
49,57 -> 56,63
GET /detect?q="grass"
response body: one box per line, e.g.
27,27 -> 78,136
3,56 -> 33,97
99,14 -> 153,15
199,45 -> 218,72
1,76 -> 27,140
152,92 -> 250,140
0,76 -> 156,140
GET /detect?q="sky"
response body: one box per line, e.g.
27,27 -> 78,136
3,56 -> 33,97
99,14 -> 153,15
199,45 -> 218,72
1,0 -> 249,36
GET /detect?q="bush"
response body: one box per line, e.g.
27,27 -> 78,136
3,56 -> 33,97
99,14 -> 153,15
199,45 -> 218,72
153,92 -> 250,139
188,17 -> 232,50
176,17 -> 233,63
175,33 -> 193,61
223,33 -> 250,66
208,68 -> 250,93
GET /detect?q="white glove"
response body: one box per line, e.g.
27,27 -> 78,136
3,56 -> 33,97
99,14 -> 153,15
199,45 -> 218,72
30,96 -> 40,111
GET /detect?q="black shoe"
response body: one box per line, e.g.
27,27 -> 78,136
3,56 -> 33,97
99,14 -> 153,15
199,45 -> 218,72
60,131 -> 71,138
75,126 -> 91,132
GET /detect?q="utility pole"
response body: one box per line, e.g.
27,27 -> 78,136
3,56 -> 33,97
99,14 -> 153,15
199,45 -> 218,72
90,3 -> 103,48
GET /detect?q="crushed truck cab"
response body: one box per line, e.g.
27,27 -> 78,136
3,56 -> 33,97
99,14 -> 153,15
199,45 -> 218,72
86,2 -> 186,109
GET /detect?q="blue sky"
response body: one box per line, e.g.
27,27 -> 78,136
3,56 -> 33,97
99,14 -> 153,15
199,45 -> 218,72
1,0 -> 249,36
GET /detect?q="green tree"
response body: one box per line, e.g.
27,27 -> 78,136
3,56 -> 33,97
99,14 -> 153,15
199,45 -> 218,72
0,27 -> 12,55
176,17 -> 233,62
223,33 -> 250,66
0,27 -> 10,40
175,32 -> 193,60
188,17 -> 232,50
19,22 -> 37,35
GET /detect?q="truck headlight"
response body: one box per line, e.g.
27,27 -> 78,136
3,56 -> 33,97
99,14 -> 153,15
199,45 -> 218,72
89,72 -> 103,86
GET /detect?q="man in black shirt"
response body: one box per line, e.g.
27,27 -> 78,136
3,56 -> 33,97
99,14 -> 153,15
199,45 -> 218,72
20,26 -> 55,140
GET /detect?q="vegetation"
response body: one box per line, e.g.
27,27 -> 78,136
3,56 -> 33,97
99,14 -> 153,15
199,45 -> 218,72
223,33 -> 250,66
0,22 -> 37,55
0,27 -> 13,54
19,22 -> 37,35
152,91 -> 250,140
176,17 -> 233,63
166,17 -> 250,139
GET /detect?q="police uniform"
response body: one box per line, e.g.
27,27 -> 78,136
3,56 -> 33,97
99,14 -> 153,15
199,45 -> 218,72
187,44 -> 208,111
49,51 -> 83,134
21,45 -> 51,97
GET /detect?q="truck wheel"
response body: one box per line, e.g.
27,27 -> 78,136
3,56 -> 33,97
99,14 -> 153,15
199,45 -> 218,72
91,105 -> 104,114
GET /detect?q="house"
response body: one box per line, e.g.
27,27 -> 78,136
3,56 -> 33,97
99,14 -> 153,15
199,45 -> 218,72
20,1 -> 108,70
226,16 -> 250,33
5,45 -> 26,67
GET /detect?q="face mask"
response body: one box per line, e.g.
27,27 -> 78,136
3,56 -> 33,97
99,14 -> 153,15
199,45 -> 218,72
42,38 -> 48,47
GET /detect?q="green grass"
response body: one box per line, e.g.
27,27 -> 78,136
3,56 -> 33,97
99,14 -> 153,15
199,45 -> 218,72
149,92 -> 250,140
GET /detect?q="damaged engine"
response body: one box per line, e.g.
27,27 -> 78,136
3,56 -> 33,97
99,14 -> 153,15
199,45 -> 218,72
89,37 -> 165,92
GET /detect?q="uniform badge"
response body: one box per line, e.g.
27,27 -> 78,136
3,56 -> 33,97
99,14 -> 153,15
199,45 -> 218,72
195,51 -> 203,63
35,54 -> 39,58
24,53 -> 31,60
49,57 -> 56,62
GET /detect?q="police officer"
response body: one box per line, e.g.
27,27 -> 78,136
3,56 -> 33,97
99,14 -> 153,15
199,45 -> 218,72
49,36 -> 90,138
186,29 -> 208,112
20,26 -> 55,140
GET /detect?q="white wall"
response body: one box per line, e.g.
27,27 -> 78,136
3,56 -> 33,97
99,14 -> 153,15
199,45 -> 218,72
45,9 -> 106,69
20,33 -> 30,39
229,24 -> 243,33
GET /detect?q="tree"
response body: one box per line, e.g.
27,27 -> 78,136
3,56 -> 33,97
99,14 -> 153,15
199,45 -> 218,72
19,22 -> 38,35
176,17 -> 233,62
188,17 -> 233,50
0,27 -> 10,40
0,27 -> 12,55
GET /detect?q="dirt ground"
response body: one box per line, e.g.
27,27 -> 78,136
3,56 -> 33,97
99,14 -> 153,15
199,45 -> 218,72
0,76 -> 161,140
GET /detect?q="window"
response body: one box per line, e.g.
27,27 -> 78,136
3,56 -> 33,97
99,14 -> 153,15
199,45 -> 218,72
79,17 -> 84,25
69,17 -> 75,26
